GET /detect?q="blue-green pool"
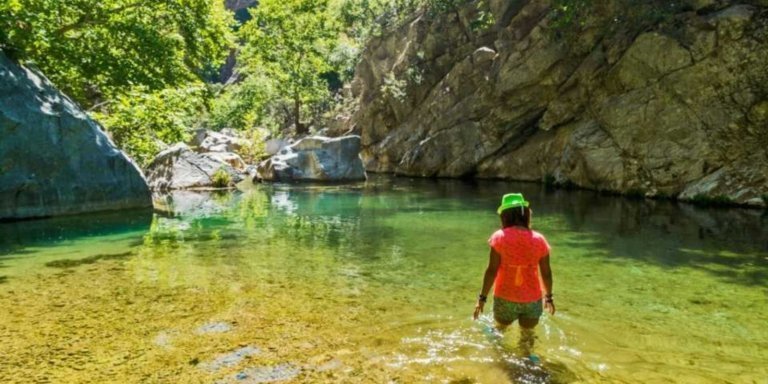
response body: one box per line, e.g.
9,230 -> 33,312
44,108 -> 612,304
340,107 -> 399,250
1,176 -> 766,383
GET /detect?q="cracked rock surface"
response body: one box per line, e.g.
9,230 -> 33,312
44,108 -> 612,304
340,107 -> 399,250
341,0 -> 768,206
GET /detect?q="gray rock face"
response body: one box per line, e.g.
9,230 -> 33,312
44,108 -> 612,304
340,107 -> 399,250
256,136 -> 366,182
190,129 -> 247,153
345,1 -> 768,206
145,143 -> 245,190
0,52 -> 151,220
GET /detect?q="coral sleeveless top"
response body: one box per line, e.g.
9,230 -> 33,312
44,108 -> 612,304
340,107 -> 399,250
488,227 -> 551,303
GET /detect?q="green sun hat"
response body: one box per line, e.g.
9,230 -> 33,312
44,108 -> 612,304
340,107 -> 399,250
497,193 -> 529,214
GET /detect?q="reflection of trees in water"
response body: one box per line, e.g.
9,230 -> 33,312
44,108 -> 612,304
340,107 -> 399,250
147,177 -> 768,286
147,186 -> 395,260
257,186 -> 397,257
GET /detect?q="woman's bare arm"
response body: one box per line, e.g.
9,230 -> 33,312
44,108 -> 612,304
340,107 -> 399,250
473,249 -> 500,320
539,255 -> 555,315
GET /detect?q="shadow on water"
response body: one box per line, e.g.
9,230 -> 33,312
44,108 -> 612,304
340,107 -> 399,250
374,175 -> 768,287
0,208 -> 153,256
535,190 -> 768,287
380,176 -> 767,287
45,251 -> 135,268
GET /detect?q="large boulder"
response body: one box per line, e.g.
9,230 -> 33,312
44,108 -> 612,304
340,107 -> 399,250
0,52 -> 151,220
145,143 -> 245,190
345,1 -> 768,206
190,129 -> 247,153
256,136 -> 366,182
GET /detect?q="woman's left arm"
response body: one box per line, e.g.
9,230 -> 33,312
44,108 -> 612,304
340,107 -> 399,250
539,255 -> 555,315
473,249 -> 500,320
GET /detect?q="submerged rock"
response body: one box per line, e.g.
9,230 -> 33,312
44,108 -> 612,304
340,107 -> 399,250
225,363 -> 300,383
200,346 -> 261,372
345,1 -> 768,206
197,321 -> 232,335
0,52 -> 152,220
256,136 -> 366,182
145,143 -> 245,190
196,322 -> 234,334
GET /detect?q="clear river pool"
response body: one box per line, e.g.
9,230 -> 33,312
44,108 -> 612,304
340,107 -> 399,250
1,176 -> 766,383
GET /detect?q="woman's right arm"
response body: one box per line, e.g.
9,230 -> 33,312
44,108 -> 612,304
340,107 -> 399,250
473,249 -> 500,320
539,255 -> 555,315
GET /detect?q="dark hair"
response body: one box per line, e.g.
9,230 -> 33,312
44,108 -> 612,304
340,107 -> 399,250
500,206 -> 531,229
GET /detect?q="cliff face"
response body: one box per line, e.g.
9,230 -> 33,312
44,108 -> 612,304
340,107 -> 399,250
344,0 -> 768,206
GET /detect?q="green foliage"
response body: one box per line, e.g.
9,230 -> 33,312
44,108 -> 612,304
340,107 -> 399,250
549,0 -> 689,41
0,0 -> 235,106
240,0 -> 340,135
380,72 -> 408,102
211,168 -> 233,188
209,74 -> 276,132
340,0 -> 493,44
549,0 -> 594,35
470,1 -> 495,32
761,194 -> 768,207
339,0 -> 422,43
237,129 -> 269,164
93,86 -> 208,167
425,0 -> 467,15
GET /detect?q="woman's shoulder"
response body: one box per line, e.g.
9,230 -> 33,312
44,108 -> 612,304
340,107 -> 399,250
530,230 -> 548,241
489,229 -> 506,239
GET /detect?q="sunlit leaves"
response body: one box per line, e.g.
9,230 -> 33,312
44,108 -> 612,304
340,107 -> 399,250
0,0 -> 235,106
93,85 -> 209,166
238,0 -> 340,133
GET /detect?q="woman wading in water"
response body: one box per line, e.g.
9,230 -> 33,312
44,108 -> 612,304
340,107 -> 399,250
473,193 -> 555,358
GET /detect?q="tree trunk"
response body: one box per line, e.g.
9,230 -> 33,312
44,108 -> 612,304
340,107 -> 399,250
294,93 -> 307,135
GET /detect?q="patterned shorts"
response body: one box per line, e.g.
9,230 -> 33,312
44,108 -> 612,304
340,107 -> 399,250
493,296 -> 543,324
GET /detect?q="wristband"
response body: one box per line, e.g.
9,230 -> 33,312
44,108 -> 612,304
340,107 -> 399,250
478,294 -> 487,303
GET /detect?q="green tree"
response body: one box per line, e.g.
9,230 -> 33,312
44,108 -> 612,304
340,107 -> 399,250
93,85 -> 209,167
0,0 -> 235,106
209,72 -> 277,131
240,0 -> 339,135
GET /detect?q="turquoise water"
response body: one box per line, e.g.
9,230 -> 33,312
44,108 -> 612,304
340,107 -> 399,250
0,176 -> 766,383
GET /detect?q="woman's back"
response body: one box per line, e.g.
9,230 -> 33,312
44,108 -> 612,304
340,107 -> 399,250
489,227 -> 550,303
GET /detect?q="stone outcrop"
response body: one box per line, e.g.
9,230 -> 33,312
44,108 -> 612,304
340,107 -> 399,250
145,143 -> 245,190
256,136 -> 366,182
190,129 -> 248,153
0,51 -> 152,220
343,0 -> 768,206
